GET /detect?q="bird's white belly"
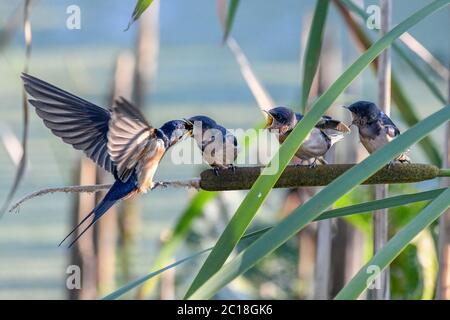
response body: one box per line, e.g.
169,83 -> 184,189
360,133 -> 392,154
203,140 -> 236,168
137,142 -> 165,193
296,128 -> 328,160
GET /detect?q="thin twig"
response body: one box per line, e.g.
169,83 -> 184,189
0,123 -> 23,166
9,179 -> 201,213
371,0 -> 391,300
226,37 -> 275,109
399,32 -> 449,81
217,0 -> 275,110
1,0 -> 33,216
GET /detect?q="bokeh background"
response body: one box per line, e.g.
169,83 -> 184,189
0,0 -> 448,299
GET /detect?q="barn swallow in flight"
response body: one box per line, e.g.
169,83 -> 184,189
264,106 -> 350,167
21,73 -> 193,247
344,100 -> 410,164
187,115 -> 238,175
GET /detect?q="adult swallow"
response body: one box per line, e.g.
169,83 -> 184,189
21,73 -> 192,247
264,106 -> 350,167
344,101 -> 410,164
187,115 -> 238,175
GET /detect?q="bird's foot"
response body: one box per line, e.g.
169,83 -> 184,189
398,158 -> 411,164
389,157 -> 410,169
295,159 -> 307,167
309,159 -> 318,169
213,167 -> 220,176
152,181 -> 168,189
228,164 -> 236,173
388,160 -> 395,169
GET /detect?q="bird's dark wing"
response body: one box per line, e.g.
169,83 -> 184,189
295,113 -> 304,122
316,116 -> 351,133
21,73 -> 115,173
380,112 -> 400,137
295,112 -> 349,133
107,97 -> 157,182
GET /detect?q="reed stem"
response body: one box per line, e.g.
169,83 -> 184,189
438,169 -> 450,177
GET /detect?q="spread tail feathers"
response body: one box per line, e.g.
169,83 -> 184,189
59,197 -> 117,248
59,176 -> 137,248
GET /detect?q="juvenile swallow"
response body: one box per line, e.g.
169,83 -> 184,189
264,106 -> 350,167
21,73 -> 192,247
344,101 -> 410,164
187,115 -> 238,175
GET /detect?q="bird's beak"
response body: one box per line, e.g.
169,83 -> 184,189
342,105 -> 349,110
263,110 -> 274,128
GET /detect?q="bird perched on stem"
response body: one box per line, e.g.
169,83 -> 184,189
21,73 -> 193,247
344,101 -> 410,165
187,115 -> 238,175
264,106 -> 350,167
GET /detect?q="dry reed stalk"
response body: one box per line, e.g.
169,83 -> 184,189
371,0 -> 391,300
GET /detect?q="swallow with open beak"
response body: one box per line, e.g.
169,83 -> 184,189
264,106 -> 350,167
344,100 -> 410,164
187,115 -> 238,175
21,73 -> 193,247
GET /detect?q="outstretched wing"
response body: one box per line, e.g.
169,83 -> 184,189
21,73 -> 115,173
107,97 -> 157,182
